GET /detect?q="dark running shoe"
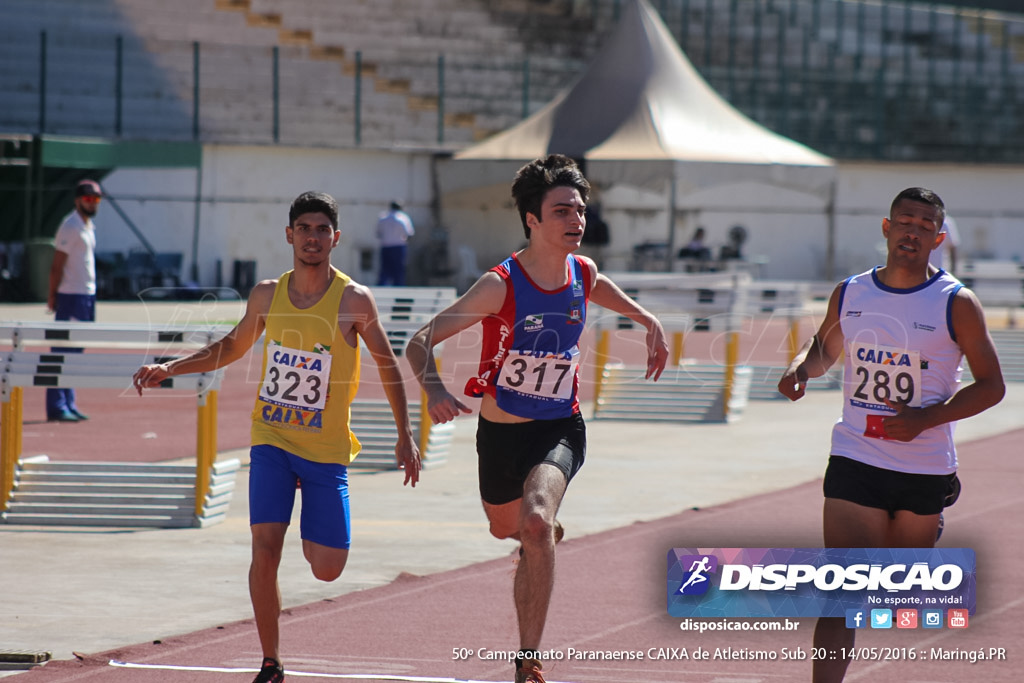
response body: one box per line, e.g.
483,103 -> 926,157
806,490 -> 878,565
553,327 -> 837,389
515,658 -> 547,683
252,658 -> 284,683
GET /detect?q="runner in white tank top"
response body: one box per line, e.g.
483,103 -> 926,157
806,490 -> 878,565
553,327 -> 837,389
778,187 -> 1004,683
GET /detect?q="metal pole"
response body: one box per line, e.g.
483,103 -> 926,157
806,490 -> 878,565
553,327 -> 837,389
703,0 -> 713,68
191,156 -> 203,284
437,54 -> 445,145
879,1 -> 888,77
875,67 -> 885,158
825,180 -> 837,282
854,0 -> 865,72
38,31 -> 47,134
778,8 -> 789,137
521,58 -> 530,120
272,46 -> 280,143
665,172 -> 677,272
33,139 -> 44,241
354,51 -> 362,145
680,0 -> 690,52
830,0 -> 843,74
192,41 -> 200,141
975,14 -> 985,79
727,0 -> 737,100
903,1 -> 912,87
115,35 -> 123,137
927,4 -> 937,102
22,138 -> 32,243
104,194 -> 158,257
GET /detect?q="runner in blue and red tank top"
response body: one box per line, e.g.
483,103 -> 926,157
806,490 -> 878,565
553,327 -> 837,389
464,251 -> 591,420
407,155 -> 669,683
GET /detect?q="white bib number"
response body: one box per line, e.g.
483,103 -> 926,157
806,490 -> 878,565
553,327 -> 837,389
259,344 -> 332,411
499,349 -> 578,401
849,342 -> 922,410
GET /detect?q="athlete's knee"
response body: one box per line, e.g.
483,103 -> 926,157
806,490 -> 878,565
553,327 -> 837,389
250,528 -> 286,570
305,543 -> 348,582
519,510 -> 554,547
311,559 -> 345,582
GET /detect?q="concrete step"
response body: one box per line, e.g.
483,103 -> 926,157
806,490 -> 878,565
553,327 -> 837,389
1,512 -> 196,528
19,462 -> 195,474
13,482 -> 195,495
16,472 -> 197,485
13,493 -> 194,506
6,502 -> 196,517
3,459 -> 240,528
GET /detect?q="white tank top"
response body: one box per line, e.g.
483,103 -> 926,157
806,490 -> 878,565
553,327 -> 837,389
831,267 -> 964,474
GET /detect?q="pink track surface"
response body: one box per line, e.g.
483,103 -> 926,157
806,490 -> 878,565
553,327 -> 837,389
15,428 -> 1023,683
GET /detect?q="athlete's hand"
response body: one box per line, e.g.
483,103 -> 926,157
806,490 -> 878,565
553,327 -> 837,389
778,365 -> 808,401
395,437 -> 421,487
645,320 -> 669,381
881,398 -> 929,441
425,386 -> 472,424
132,363 -> 171,395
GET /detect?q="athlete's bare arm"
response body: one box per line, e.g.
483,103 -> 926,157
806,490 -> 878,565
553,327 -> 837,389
343,283 -> 421,486
132,281 -> 275,393
405,272 -> 506,424
778,283 -> 845,401
582,258 -> 669,381
881,287 -> 1005,441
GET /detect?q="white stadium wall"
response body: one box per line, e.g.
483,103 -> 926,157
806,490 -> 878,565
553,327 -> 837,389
96,147 -> 1024,290
98,145 -> 436,291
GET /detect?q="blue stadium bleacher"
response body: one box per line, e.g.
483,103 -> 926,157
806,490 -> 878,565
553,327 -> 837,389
0,0 -> 1022,160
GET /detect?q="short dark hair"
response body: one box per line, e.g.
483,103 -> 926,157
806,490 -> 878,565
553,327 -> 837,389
511,154 -> 591,239
289,191 -> 339,229
890,187 -> 946,228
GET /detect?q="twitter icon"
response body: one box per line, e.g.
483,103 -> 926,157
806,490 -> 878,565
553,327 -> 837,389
870,609 -> 892,629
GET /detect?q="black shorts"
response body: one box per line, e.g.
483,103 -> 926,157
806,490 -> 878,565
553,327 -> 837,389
476,413 -> 586,505
823,455 -> 959,517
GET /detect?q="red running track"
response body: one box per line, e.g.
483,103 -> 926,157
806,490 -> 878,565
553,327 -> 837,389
15,427 -> 1024,683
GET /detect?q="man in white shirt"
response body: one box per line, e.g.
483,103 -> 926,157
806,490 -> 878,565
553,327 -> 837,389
376,200 -> 415,286
46,179 -> 101,422
929,215 -> 961,275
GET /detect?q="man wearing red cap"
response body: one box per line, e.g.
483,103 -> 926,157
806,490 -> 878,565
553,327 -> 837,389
46,179 -> 103,422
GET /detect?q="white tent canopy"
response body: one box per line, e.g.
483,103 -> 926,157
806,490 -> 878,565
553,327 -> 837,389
453,0 -> 834,191
439,0 -> 837,272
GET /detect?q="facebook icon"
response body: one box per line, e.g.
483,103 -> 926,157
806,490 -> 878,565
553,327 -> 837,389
845,609 -> 866,629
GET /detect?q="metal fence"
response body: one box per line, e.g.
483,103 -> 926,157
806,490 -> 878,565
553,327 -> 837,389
1,0 -> 1022,160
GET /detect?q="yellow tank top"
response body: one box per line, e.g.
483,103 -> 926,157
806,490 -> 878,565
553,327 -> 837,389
250,268 -> 361,464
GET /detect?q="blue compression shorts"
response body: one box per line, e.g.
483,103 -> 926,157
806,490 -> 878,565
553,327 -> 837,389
248,444 -> 351,549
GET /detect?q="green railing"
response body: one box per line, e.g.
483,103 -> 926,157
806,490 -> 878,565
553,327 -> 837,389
1,0 -> 1022,161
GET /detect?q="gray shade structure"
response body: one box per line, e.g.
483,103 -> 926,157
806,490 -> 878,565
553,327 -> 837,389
439,0 -> 837,272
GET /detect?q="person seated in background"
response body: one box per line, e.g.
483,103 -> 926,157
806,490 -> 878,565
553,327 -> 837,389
677,227 -> 712,261
719,225 -> 747,260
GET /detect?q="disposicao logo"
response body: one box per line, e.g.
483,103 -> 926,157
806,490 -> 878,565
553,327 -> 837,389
675,555 -> 718,596
667,548 -> 976,619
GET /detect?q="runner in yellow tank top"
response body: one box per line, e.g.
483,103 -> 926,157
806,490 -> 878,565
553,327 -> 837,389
133,192 -> 420,683
251,267 -> 362,464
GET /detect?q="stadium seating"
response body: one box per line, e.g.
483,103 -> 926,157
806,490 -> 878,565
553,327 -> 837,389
1,1 -> 1022,159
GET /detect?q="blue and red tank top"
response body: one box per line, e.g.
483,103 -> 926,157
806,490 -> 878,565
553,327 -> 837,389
464,253 -> 592,420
